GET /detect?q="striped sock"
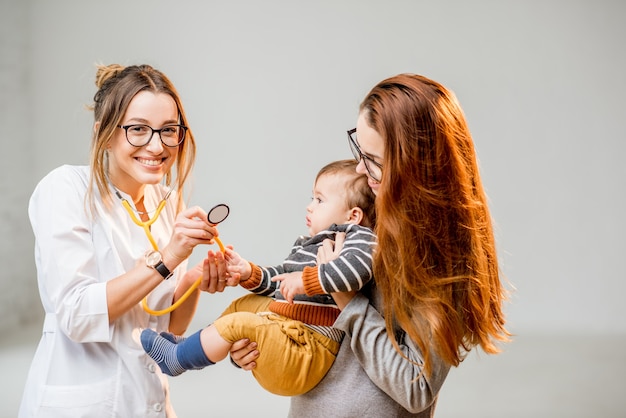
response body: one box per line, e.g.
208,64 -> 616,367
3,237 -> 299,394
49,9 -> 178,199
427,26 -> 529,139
141,329 -> 214,376
160,331 -> 187,344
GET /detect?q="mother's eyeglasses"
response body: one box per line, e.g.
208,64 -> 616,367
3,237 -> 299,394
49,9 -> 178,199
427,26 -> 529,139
347,128 -> 382,182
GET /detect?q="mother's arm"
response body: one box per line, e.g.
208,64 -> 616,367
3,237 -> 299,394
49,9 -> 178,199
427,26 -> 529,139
333,289 -> 450,413
322,232 -> 449,411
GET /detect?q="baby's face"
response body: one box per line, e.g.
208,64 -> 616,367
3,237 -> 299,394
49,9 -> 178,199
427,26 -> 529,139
305,173 -> 353,236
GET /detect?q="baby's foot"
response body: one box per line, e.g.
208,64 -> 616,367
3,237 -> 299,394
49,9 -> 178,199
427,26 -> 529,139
160,332 -> 187,344
141,329 -> 214,376
141,329 -> 187,376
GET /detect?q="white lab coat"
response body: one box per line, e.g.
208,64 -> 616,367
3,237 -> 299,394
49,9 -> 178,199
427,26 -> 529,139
19,165 -> 186,417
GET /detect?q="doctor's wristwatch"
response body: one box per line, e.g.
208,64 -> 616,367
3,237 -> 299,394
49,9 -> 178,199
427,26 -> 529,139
145,250 -> 173,280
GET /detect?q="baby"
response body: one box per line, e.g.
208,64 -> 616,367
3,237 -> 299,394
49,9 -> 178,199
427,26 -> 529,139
142,159 -> 376,396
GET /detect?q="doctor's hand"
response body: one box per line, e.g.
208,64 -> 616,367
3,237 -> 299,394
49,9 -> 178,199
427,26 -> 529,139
164,206 -> 219,269
200,249 -> 233,293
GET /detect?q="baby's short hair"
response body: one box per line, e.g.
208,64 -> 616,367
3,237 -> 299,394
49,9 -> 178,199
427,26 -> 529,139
316,159 -> 376,228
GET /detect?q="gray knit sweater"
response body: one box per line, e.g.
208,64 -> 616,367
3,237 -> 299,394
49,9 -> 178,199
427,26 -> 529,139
288,282 -> 451,417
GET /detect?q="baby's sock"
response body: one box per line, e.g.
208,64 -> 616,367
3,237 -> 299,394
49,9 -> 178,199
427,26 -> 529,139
141,329 -> 214,376
160,331 -> 187,344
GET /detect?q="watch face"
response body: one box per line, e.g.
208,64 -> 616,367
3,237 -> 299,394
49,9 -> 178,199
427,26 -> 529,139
146,251 -> 162,266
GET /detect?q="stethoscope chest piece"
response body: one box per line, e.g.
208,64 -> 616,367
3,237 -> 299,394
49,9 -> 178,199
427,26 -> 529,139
207,204 -> 229,225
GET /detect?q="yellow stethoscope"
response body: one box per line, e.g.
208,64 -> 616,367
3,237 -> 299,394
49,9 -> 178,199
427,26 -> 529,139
115,190 -> 229,316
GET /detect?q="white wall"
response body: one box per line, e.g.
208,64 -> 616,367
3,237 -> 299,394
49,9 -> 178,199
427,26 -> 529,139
2,0 -> 625,337
0,0 -> 38,328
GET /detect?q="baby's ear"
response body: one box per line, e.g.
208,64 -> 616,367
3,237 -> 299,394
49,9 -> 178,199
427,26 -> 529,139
348,207 -> 364,225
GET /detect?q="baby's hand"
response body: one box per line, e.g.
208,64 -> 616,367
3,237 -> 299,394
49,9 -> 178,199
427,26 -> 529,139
272,272 -> 304,304
224,248 -> 251,281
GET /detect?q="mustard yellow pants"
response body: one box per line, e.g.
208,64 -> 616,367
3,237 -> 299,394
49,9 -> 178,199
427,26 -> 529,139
213,294 -> 340,396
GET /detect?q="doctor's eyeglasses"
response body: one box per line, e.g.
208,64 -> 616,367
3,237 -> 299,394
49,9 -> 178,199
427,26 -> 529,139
118,124 -> 187,147
347,128 -> 383,182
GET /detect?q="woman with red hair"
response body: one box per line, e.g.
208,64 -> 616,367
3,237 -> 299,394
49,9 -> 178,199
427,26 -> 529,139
228,73 -> 510,417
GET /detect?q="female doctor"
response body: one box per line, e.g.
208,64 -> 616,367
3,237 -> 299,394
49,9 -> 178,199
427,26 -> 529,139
19,64 -> 235,417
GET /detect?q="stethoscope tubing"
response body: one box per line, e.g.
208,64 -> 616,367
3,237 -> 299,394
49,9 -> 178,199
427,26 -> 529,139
117,190 -> 226,316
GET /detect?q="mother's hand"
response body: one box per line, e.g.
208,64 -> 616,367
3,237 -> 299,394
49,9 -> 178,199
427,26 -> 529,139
230,339 -> 259,371
331,290 -> 357,310
318,232 -> 356,310
316,232 -> 346,264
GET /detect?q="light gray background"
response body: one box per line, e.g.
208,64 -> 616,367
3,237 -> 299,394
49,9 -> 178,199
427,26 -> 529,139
1,1 -> 625,417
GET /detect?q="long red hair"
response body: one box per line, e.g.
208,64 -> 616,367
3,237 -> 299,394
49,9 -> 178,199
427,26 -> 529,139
360,74 -> 509,376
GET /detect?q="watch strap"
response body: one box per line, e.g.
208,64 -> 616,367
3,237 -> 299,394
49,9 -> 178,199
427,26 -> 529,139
155,261 -> 173,280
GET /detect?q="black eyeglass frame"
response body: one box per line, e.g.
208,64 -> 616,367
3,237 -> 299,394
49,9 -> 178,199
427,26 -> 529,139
347,128 -> 383,182
117,124 -> 188,148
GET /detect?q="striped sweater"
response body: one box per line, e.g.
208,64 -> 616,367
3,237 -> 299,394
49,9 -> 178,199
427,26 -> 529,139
240,223 -> 376,327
